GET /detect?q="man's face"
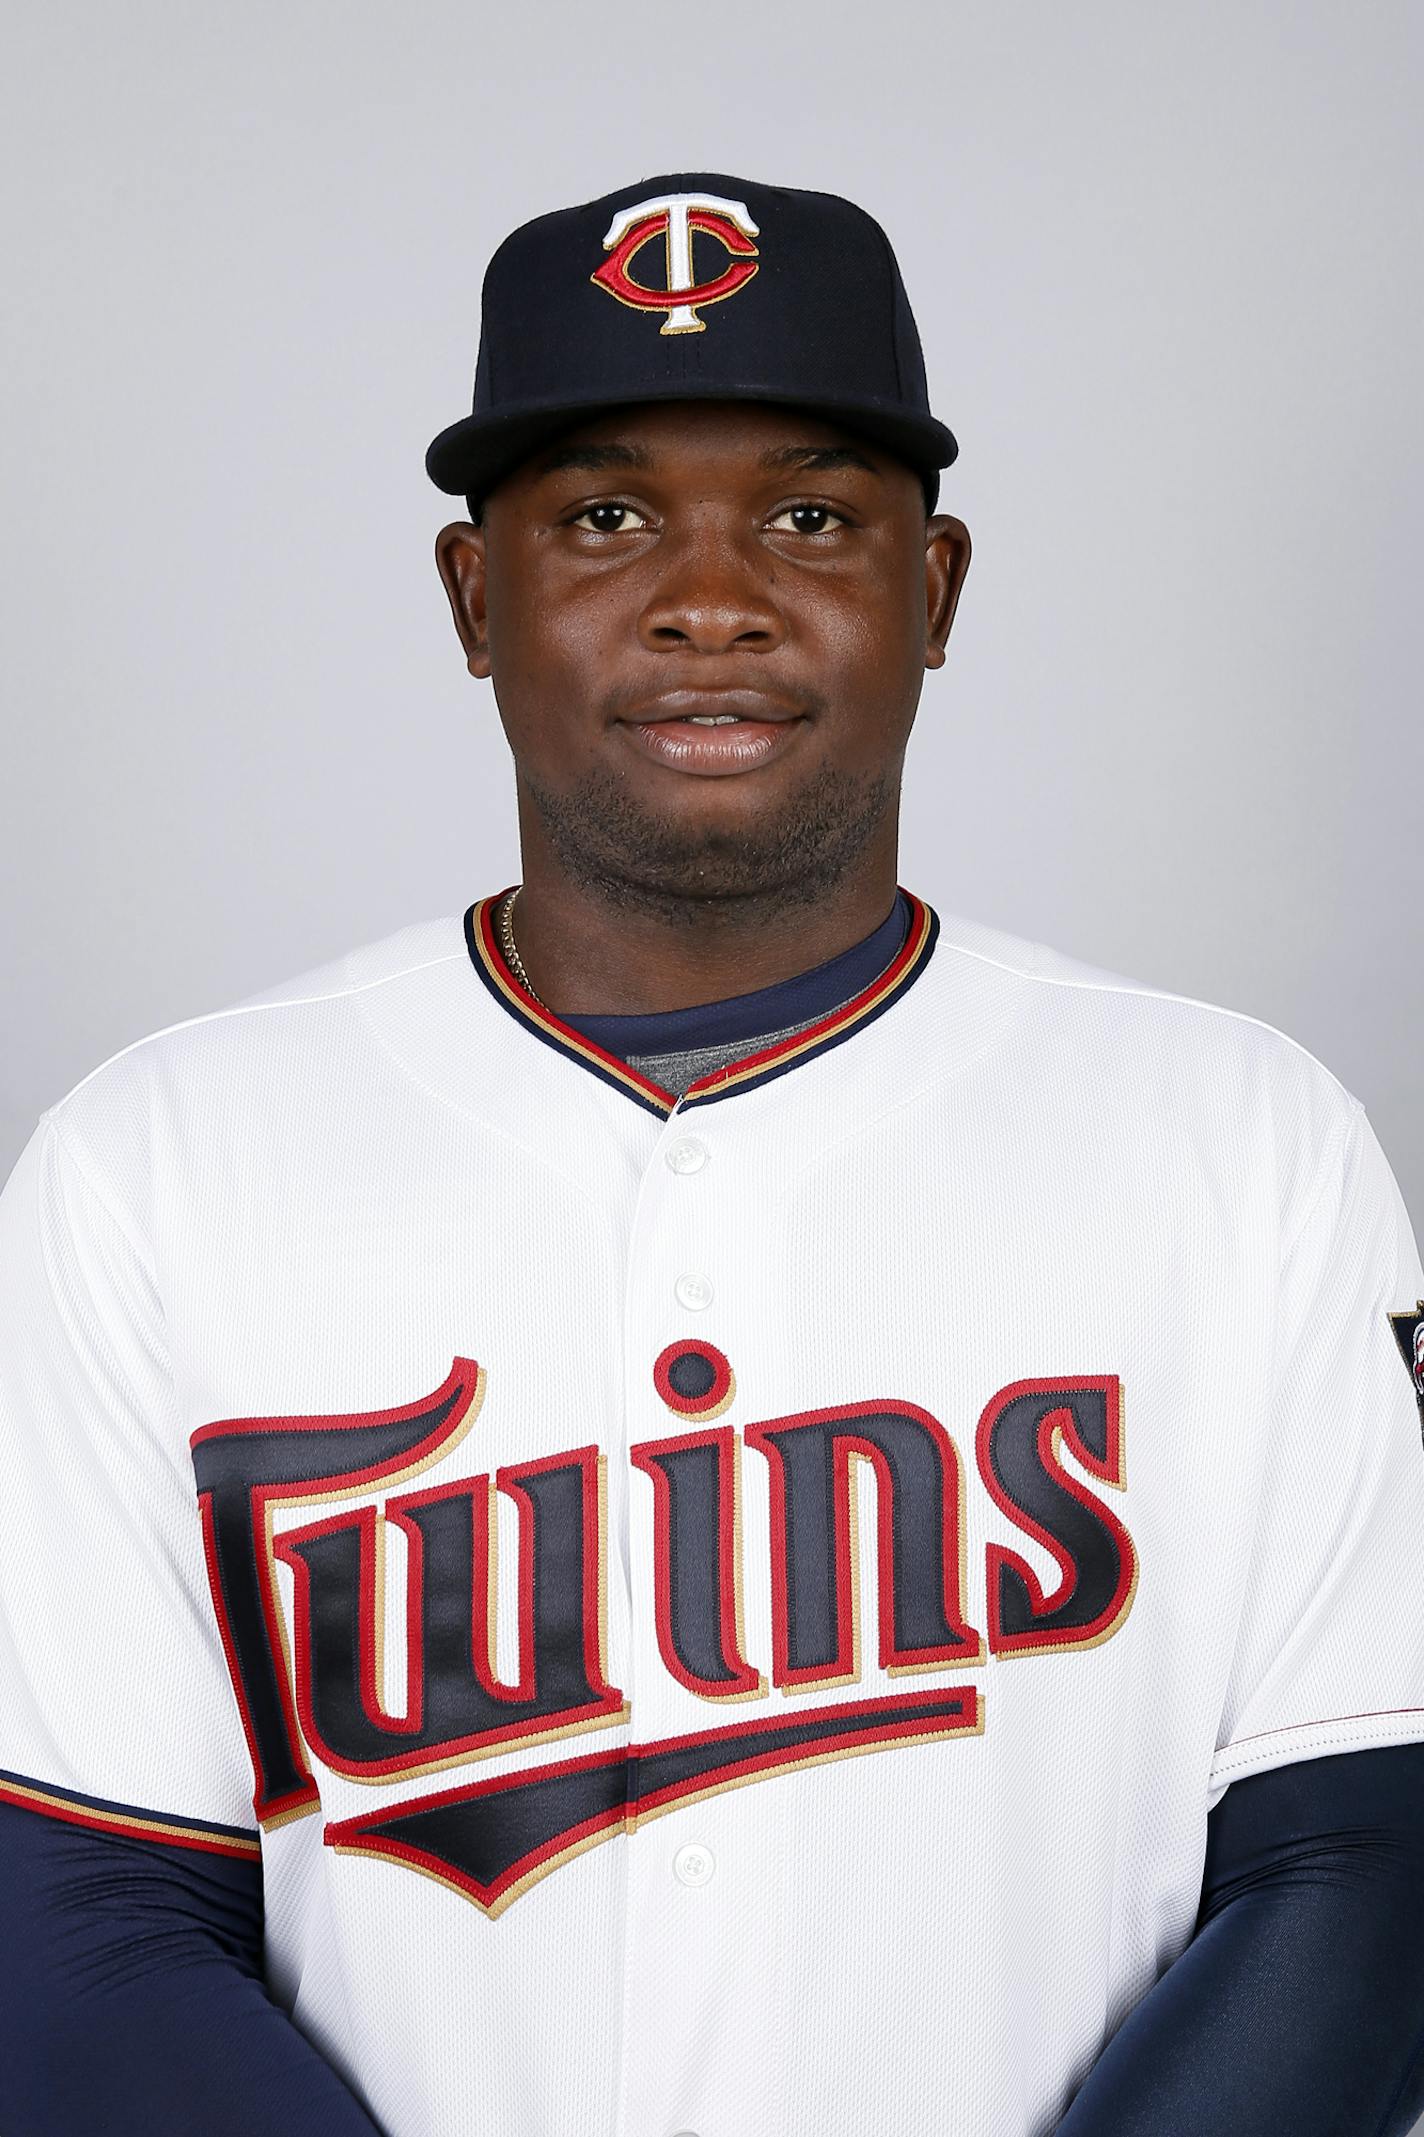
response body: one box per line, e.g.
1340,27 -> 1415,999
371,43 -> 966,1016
435,400 -> 969,917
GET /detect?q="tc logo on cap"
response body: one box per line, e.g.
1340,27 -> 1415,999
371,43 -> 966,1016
591,191 -> 759,336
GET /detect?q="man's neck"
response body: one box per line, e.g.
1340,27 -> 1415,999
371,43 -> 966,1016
547,892 -> 911,1099
507,860 -> 905,1019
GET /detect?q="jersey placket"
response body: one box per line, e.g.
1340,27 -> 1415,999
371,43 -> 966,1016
611,1095 -> 791,2137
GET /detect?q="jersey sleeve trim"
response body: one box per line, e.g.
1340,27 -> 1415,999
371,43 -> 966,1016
1209,1706 -> 1424,1787
0,1768 -> 262,1860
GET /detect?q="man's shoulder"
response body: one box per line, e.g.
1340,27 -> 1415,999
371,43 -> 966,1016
223,912 -> 467,1017
934,900 -> 1256,1020
926,897 -> 1361,1162
38,912 -> 469,1195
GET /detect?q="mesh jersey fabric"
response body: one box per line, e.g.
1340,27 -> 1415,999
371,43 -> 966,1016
2,889 -> 1423,2137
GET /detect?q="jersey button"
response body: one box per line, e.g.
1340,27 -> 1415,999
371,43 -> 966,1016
673,1842 -> 715,1887
674,1272 -> 713,1312
665,1137 -> 709,1174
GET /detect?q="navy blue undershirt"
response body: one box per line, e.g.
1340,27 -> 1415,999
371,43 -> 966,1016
1057,1744 -> 1424,2135
556,887 -> 910,1062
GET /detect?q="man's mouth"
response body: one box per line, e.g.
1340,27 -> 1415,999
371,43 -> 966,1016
616,691 -> 808,776
623,688 -> 805,727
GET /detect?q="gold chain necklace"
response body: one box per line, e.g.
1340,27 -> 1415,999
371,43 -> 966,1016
498,887 -> 543,1005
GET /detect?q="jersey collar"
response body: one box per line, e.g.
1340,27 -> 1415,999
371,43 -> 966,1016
463,888 -> 940,1119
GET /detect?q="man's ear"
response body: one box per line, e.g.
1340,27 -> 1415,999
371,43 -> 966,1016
434,522 -> 491,679
923,514 -> 972,671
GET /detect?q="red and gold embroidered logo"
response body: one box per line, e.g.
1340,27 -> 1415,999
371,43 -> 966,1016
591,191 -> 759,336
193,1351 -> 1137,1914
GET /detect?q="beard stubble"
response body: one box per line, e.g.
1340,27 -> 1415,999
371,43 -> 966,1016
517,752 -> 899,932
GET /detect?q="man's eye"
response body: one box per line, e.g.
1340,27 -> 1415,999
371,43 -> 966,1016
571,502 -> 648,533
769,504 -> 845,534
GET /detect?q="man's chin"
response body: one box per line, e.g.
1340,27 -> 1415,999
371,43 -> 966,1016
520,761 -> 893,916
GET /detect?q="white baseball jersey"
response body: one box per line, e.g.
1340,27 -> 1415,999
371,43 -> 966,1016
3,888 -> 1424,2137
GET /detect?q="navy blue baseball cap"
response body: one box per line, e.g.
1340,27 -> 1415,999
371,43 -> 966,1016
425,172 -> 958,515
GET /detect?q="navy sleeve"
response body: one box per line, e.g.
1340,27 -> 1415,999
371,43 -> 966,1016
0,1801 -> 384,2135
1056,1741 -> 1424,2135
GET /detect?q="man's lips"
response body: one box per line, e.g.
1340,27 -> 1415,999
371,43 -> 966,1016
613,689 -> 809,776
619,688 -> 806,726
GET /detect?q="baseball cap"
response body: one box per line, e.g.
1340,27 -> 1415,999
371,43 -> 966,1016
425,171 -> 958,515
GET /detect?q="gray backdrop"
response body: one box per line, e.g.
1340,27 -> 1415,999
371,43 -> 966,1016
3,0 -> 1421,1247
2,7 -> 1423,2125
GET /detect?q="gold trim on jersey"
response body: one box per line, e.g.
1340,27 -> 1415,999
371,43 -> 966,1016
463,888 -> 940,1116
0,1770 -> 262,1859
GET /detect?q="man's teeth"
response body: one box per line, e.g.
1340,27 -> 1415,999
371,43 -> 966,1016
683,713 -> 743,725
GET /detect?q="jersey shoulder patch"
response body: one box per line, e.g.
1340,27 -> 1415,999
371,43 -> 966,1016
1388,1302 -> 1424,1437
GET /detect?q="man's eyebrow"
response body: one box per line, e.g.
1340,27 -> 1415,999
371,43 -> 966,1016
759,444 -> 883,476
533,441 -> 654,476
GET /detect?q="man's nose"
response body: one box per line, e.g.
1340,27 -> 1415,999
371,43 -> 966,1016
637,527 -> 786,654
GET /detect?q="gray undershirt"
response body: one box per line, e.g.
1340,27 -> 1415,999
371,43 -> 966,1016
624,1003 -> 859,1098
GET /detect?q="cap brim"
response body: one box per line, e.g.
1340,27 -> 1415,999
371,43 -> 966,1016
425,383 -> 958,511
